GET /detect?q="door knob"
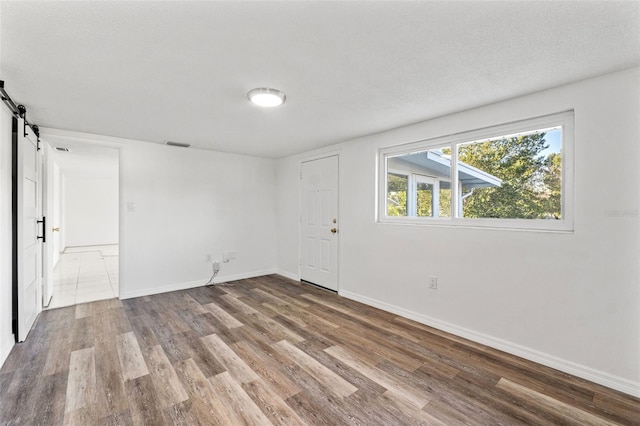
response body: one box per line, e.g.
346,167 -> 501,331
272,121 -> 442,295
52,227 -> 60,232
330,228 -> 338,234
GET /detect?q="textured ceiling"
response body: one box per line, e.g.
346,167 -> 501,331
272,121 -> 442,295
1,1 -> 639,158
47,138 -> 119,178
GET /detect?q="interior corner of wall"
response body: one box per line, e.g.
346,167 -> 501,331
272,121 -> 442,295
276,269 -> 300,282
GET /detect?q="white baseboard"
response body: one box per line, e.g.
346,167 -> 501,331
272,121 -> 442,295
1,338 -> 14,369
214,269 -> 278,284
339,289 -> 640,398
120,268 -> 277,299
276,270 -> 300,282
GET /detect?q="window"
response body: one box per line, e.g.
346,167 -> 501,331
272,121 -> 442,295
386,145 -> 452,218
378,111 -> 573,231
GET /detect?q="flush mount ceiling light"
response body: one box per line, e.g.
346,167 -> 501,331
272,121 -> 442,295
247,87 -> 286,107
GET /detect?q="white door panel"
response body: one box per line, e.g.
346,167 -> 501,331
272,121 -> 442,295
17,118 -> 42,342
300,155 -> 339,291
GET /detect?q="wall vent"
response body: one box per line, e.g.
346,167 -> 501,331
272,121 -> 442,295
166,141 -> 191,148
54,147 -> 69,152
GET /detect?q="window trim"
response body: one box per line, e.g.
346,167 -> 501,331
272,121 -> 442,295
414,174 -> 438,218
377,111 -> 574,232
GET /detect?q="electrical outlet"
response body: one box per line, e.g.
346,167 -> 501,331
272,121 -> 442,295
205,254 -> 212,263
212,261 -> 220,272
428,275 -> 438,289
223,252 -> 230,263
229,251 -> 236,260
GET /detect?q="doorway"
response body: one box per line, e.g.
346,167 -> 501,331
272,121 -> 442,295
300,155 -> 339,291
44,141 -> 119,309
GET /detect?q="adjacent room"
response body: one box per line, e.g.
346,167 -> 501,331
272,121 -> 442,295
46,140 -> 120,308
0,1 -> 638,424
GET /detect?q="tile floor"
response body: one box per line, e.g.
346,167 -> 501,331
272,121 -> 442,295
46,244 -> 119,309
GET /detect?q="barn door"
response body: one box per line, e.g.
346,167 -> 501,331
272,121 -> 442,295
15,117 -> 43,341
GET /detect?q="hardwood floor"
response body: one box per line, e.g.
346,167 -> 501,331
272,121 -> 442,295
1,275 -> 638,425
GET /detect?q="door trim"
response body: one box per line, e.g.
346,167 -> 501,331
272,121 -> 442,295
298,151 -> 341,291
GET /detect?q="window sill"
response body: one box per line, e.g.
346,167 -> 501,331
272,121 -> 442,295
376,217 -> 574,233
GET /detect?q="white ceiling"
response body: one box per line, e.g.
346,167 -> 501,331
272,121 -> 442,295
47,136 -> 119,178
1,1 -> 639,158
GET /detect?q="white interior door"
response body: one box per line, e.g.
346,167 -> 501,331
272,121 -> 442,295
17,118 -> 42,341
300,155 -> 339,291
42,142 -> 54,307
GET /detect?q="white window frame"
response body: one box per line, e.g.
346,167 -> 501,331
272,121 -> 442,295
377,111 -> 574,232
387,169 -> 410,215
414,174 -> 438,218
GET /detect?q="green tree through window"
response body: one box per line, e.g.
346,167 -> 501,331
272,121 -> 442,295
458,132 -> 562,219
387,173 -> 408,216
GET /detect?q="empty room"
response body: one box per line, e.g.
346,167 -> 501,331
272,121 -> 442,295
0,1 -> 638,425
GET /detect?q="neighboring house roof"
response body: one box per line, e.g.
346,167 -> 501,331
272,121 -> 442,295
398,150 -> 502,188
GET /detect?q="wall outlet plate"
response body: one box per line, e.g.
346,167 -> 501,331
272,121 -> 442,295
428,275 -> 438,289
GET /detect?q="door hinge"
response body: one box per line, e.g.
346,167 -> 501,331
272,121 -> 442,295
36,138 -> 41,151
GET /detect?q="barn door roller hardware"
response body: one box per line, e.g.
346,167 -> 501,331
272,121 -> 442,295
0,80 -> 41,145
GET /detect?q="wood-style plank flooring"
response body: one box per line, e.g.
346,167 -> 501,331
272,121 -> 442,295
1,275 -> 638,425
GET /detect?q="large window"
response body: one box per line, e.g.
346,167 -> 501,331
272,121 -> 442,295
378,111 -> 573,231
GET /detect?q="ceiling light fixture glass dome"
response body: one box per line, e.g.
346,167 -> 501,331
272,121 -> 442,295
247,87 -> 286,107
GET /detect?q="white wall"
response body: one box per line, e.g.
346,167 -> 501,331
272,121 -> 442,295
0,104 -> 15,365
63,175 -> 118,247
40,131 -> 279,300
0,0 -> 14,367
119,140 -> 277,298
276,68 -> 640,396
